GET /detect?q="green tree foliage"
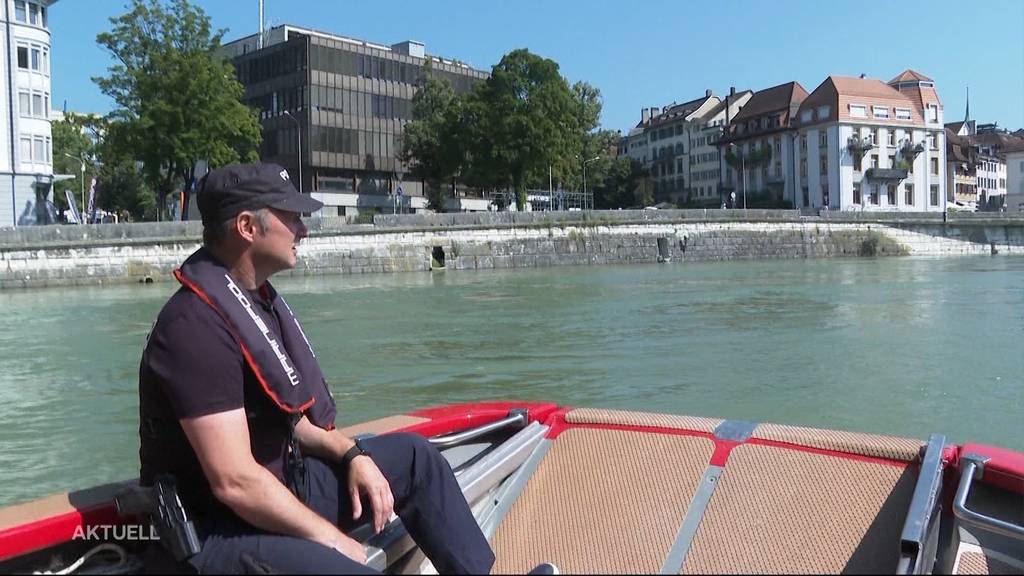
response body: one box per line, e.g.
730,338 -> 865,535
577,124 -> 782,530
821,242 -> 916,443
94,0 -> 261,220
51,113 -> 101,214
469,49 -> 578,210
594,157 -> 649,209
401,62 -> 462,212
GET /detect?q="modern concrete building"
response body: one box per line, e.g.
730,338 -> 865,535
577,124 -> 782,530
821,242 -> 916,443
790,70 -> 946,212
1,0 -> 56,227
222,25 -> 490,216
718,81 -> 808,207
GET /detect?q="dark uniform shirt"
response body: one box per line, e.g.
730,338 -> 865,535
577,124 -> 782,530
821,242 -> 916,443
138,286 -> 292,515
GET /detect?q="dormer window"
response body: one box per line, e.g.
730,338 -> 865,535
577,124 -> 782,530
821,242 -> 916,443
849,104 -> 867,118
817,106 -> 830,119
895,108 -> 912,121
873,106 -> 890,119
801,109 -> 813,123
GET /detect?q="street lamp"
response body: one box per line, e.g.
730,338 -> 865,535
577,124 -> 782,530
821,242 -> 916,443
583,155 -> 599,211
282,111 -> 303,193
62,152 -> 86,224
726,143 -> 746,209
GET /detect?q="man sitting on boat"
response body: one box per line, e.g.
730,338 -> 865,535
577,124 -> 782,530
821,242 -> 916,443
137,162 -> 495,574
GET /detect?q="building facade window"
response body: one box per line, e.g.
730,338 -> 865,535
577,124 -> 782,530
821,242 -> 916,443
870,184 -> 879,205
888,131 -> 895,146
930,184 -> 939,205
887,184 -> 897,205
850,104 -> 867,118
931,157 -> 939,175
871,155 -> 879,169
873,106 -> 890,119
819,131 -> 827,148
895,108 -> 912,120
905,183 -> 914,205
853,182 -> 861,204
17,45 -> 28,69
854,153 -> 862,172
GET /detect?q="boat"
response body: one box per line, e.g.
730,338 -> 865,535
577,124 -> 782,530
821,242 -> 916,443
0,401 -> 1021,574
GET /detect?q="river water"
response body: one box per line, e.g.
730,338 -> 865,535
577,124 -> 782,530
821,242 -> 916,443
1,256 -> 1022,507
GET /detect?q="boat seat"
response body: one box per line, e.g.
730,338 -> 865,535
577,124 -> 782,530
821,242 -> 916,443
680,424 -> 924,574
489,413 -> 716,574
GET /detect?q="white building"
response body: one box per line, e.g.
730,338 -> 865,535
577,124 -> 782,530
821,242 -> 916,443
792,70 -> 946,212
0,0 -> 56,227
1005,143 -> 1024,213
623,89 -> 752,205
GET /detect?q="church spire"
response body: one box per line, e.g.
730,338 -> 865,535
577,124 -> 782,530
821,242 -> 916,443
964,86 -> 970,125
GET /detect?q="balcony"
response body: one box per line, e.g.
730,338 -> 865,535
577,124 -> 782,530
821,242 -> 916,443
899,140 -> 926,159
864,168 -> 908,181
847,135 -> 875,153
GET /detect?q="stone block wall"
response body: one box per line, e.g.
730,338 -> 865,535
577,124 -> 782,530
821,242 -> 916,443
2,212 -> 1024,289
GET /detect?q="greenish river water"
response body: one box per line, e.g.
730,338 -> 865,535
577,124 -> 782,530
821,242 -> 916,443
1,256 -> 1022,507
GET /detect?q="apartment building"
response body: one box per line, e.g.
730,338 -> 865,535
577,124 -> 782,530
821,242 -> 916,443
1,0 -> 56,227
718,82 -> 807,207
791,70 -> 946,212
946,128 -> 977,208
1004,142 -> 1024,212
629,92 -> 719,204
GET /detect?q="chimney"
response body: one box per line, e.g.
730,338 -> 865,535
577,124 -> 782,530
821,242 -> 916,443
706,89 -> 712,98
642,108 -> 651,124
859,73 -> 866,79
730,86 -> 736,97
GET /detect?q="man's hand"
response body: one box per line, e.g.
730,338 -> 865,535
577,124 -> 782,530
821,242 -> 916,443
348,456 -> 395,534
317,528 -> 368,565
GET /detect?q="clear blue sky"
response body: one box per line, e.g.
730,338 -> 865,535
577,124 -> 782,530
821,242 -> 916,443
51,0 -> 1024,134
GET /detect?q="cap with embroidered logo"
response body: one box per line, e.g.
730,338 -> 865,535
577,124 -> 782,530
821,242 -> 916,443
197,162 -> 322,225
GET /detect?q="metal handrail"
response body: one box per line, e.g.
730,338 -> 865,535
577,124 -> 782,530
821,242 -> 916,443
427,409 -> 529,448
896,434 -> 946,575
953,453 -> 1024,541
362,419 -> 548,571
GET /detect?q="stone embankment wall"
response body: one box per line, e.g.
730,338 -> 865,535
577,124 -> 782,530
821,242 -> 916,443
1,210 -> 1023,289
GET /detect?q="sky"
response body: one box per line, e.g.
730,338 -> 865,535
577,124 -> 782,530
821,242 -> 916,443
51,0 -> 1024,134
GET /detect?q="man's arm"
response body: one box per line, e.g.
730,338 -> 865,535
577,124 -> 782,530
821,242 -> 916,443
181,409 -> 366,563
294,416 -> 394,534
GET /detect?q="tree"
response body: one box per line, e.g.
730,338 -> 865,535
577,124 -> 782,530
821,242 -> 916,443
594,157 -> 649,209
471,49 -> 577,210
94,0 -> 261,220
401,63 -> 462,212
51,113 -> 101,215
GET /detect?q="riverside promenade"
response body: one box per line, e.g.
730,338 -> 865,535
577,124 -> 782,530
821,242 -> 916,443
2,209 -> 1024,290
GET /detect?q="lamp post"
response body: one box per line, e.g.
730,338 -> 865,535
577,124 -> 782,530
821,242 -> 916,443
583,155 -> 599,211
282,111 -> 303,193
727,143 -> 746,209
62,152 -> 86,223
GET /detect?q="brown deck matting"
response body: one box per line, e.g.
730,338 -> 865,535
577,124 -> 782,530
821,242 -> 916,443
490,428 -> 715,574
336,414 -> 428,437
752,423 -> 924,461
957,551 -> 1019,575
681,444 -> 917,574
565,408 -> 722,434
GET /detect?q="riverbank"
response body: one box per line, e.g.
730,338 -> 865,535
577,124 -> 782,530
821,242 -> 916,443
2,209 -> 1023,289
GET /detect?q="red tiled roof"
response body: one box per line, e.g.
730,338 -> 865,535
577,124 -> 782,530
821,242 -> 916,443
797,76 -> 923,126
889,69 -> 933,83
732,81 -> 808,123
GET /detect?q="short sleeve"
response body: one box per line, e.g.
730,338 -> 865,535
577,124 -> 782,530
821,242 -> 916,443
143,299 -> 245,419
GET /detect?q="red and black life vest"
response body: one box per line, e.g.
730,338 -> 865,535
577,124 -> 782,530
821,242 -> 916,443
173,247 -> 337,430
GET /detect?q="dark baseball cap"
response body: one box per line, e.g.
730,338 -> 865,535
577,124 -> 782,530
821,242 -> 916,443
197,162 -> 323,224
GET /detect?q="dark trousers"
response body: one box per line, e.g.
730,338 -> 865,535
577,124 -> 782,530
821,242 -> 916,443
188,432 -> 495,574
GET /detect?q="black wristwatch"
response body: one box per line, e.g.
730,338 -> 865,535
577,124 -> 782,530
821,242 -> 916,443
341,439 -> 371,467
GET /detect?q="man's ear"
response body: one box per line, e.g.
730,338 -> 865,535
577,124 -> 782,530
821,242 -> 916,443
235,211 -> 259,243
